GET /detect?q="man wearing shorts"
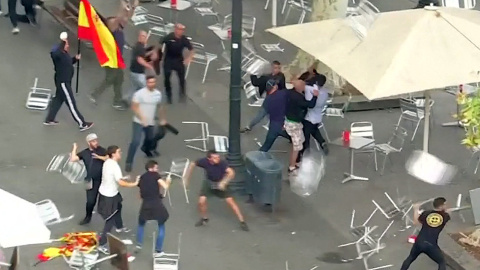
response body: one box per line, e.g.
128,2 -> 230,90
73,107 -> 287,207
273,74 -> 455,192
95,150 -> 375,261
285,80 -> 318,175
184,150 -> 249,231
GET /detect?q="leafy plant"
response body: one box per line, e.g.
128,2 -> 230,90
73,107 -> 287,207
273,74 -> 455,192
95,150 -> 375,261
457,90 -> 480,148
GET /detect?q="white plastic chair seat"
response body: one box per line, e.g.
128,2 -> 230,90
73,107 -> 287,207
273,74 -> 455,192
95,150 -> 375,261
211,135 -> 228,153
36,199 -> 74,226
374,143 -> 400,154
403,109 -> 424,120
207,23 -> 223,30
194,7 -> 217,16
154,253 -> 179,270
46,154 -> 71,173
261,43 -> 284,52
131,14 -> 148,25
194,52 -> 217,62
289,0 -> 312,11
326,107 -> 344,117
249,99 -> 264,107
26,92 -> 51,110
63,250 -> 99,270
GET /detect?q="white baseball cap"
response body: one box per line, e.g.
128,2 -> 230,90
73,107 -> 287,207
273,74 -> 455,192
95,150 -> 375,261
60,32 -> 68,41
86,133 -> 98,142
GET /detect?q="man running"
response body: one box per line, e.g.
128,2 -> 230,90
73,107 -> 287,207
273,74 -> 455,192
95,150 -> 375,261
44,33 -> 93,131
400,197 -> 451,270
69,133 -> 107,225
184,150 -> 249,231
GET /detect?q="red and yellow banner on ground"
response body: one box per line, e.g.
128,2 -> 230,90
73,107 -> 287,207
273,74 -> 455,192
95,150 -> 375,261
37,232 -> 98,262
77,0 -> 125,69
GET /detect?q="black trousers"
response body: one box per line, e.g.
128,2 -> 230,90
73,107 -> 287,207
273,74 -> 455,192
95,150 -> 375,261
8,0 -> 36,27
297,120 -> 326,162
99,203 -> 124,246
400,240 -> 446,270
163,60 -> 186,101
45,80 -> 86,126
85,179 -> 101,218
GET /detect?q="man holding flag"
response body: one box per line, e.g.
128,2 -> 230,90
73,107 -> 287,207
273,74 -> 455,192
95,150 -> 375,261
88,0 -> 139,111
78,0 -> 126,108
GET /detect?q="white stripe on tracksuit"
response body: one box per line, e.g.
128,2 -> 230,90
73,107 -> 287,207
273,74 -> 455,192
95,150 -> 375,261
61,83 -> 84,127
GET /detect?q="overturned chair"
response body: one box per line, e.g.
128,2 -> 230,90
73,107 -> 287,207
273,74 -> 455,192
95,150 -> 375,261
372,192 -> 413,231
153,233 -> 181,270
26,78 -> 52,110
36,199 -> 74,226
182,122 -> 228,153
47,153 -> 87,184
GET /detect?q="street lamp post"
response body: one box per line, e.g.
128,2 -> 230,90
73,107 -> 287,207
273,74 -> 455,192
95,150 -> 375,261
226,0 -> 245,193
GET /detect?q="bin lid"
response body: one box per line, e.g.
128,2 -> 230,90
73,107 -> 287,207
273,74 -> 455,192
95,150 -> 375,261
255,159 -> 284,172
245,151 -> 274,162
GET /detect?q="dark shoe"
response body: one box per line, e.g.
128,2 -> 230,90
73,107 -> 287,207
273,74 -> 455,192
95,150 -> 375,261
179,94 -> 187,103
78,216 -> 91,225
152,150 -> 160,157
195,218 -> 209,227
166,96 -> 173,104
80,122 -> 94,132
245,195 -> 254,204
125,163 -> 132,173
240,222 -> 249,232
240,127 -> 251,133
43,120 -> 59,126
140,146 -> 153,157
322,142 -> 329,155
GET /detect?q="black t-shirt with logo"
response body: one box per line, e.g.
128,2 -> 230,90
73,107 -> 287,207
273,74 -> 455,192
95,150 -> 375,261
417,210 -> 450,244
77,146 -> 107,181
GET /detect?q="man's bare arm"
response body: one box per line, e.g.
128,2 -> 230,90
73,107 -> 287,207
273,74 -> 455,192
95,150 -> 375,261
221,168 -> 235,184
70,143 -> 79,162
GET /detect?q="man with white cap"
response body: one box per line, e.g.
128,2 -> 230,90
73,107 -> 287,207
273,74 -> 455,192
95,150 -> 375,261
69,133 -> 108,225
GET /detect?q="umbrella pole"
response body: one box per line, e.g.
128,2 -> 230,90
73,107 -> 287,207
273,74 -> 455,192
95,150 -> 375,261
272,0 -> 277,27
423,91 -> 431,152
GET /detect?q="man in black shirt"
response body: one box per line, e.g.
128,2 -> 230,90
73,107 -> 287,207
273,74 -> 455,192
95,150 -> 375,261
128,30 -> 154,102
161,23 -> 194,104
285,80 -> 318,174
400,197 -> 451,270
69,133 -> 108,225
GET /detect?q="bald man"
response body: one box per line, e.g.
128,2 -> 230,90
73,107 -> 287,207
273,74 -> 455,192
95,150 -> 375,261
160,24 -> 194,104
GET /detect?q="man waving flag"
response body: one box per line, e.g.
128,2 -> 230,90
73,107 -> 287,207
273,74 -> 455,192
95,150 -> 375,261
77,0 -> 125,69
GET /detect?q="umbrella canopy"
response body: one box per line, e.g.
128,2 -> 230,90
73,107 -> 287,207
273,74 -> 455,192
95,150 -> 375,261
267,7 -> 480,100
0,189 -> 51,248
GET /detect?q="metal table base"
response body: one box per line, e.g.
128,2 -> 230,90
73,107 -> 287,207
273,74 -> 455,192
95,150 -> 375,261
342,149 -> 369,184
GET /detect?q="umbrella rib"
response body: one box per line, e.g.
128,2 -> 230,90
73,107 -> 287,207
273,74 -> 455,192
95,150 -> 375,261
440,15 -> 480,52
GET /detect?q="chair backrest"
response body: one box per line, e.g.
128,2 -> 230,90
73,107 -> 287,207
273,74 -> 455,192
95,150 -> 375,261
190,42 -> 209,65
36,200 -> 61,225
134,6 -> 149,15
350,121 -> 374,139
399,98 -> 421,119
243,82 -> 259,99
242,15 -> 256,37
61,161 -> 87,184
222,14 -> 232,29
212,136 -> 229,153
388,126 -> 408,151
346,0 -> 379,39
170,158 -> 190,178
46,153 -> 70,173
147,14 -> 166,28
342,94 -> 352,112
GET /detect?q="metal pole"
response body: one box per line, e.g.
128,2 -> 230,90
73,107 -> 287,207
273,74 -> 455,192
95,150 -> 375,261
226,0 -> 246,193
423,91 -> 431,152
75,39 -> 81,93
272,0 -> 277,27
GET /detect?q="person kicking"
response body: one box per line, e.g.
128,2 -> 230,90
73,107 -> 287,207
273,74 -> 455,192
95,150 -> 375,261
184,150 -> 249,231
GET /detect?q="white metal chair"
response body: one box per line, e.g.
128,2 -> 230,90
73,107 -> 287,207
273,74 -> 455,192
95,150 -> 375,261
397,98 -> 433,142
153,233 -> 181,270
282,0 -> 312,24
207,14 -> 231,31
36,199 -> 74,226
325,94 -> 351,118
374,126 -> 408,175
182,122 -> 229,153
372,192 -> 414,231
345,0 -> 380,39
46,153 -> 87,184
260,43 -> 284,52
442,0 -> 476,8
146,14 -> 174,39
350,122 -> 378,171
243,82 -> 264,107
185,42 -> 217,84
62,249 -> 98,270
26,78 -> 52,111
130,6 -> 149,25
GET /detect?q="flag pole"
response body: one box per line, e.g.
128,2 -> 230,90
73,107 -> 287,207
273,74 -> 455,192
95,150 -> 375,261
75,39 -> 81,94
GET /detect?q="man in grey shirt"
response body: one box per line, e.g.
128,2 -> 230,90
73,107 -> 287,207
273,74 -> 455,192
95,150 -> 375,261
125,75 -> 166,172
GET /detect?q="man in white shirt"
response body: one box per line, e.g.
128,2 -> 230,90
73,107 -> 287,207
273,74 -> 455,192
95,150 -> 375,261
97,145 -> 139,254
297,83 -> 330,163
125,76 -> 167,172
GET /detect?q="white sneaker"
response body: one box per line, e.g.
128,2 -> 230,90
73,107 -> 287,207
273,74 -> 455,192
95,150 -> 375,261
115,227 -> 131,233
12,27 -> 19,34
97,245 -> 109,255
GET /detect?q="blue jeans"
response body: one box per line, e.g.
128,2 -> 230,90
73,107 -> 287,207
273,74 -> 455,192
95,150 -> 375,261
259,123 -> 290,152
128,72 -> 146,102
136,222 -> 165,252
248,107 -> 268,129
126,122 -> 154,166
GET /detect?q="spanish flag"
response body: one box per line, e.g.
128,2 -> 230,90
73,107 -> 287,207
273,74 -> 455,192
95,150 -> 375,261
77,0 -> 125,69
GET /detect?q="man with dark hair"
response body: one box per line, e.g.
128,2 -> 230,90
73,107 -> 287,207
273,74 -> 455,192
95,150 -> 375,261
97,145 -> 139,254
414,0 -> 438,8
258,79 -> 290,152
298,62 -> 325,86
241,60 -> 286,133
135,160 -> 171,254
44,35 -> 94,131
161,23 -> 194,104
400,197 -> 451,270
184,150 -> 249,231
69,133 -> 108,225
125,76 -> 167,172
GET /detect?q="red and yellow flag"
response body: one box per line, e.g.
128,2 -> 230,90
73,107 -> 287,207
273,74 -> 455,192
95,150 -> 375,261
77,0 -> 125,69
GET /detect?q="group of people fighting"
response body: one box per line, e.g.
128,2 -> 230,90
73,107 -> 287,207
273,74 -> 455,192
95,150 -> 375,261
242,61 -> 330,175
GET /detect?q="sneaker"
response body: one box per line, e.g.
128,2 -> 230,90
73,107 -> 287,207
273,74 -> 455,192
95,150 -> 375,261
97,245 -> 109,255
12,27 -> 19,34
43,120 -> 59,126
115,227 -> 131,233
322,142 -> 329,155
152,150 -> 160,157
134,245 -> 142,254
78,216 -> 91,225
288,166 -> 299,175
125,163 -> 132,173
240,222 -> 249,232
154,251 -> 164,256
79,122 -> 94,132
194,218 -> 209,227
87,95 -> 97,105
239,127 -> 251,133
4,13 -> 9,17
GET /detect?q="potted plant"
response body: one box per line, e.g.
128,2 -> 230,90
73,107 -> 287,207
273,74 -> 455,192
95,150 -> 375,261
456,88 -> 480,148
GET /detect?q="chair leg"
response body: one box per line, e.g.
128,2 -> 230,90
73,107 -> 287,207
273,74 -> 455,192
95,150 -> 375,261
185,63 -> 191,79
202,62 -> 210,84
264,0 -> 270,9
281,0 -> 288,14
475,156 -> 480,174
283,6 -> 292,24
321,124 -> 330,143
411,121 -> 422,142
373,149 -> 378,171
380,153 -> 388,175
299,10 -> 305,24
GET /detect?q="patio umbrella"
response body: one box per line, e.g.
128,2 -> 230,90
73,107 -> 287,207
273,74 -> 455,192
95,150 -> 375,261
267,6 -> 480,151
0,189 -> 51,248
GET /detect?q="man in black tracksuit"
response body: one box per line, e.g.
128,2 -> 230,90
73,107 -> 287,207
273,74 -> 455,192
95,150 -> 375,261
44,37 -> 94,131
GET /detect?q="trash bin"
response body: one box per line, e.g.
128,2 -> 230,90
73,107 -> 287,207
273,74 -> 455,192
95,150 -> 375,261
244,151 -> 283,206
